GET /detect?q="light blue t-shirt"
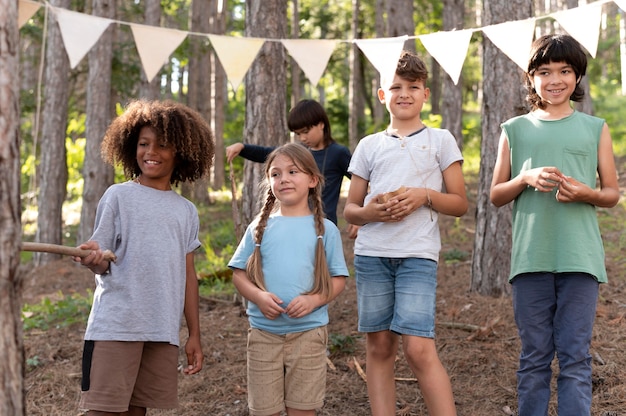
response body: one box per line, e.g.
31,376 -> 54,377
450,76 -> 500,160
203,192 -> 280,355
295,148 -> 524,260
228,215 -> 349,335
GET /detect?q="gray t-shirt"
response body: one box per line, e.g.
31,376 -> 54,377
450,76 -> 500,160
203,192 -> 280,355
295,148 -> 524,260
84,181 -> 201,346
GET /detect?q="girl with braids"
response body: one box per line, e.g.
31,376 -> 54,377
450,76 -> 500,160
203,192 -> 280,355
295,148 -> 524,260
74,99 -> 214,416
229,142 -> 348,416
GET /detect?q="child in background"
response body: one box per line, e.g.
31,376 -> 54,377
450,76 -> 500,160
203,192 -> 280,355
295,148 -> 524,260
228,143 -> 348,416
74,99 -> 215,416
344,50 -> 467,416
490,34 -> 619,415
225,99 -> 352,227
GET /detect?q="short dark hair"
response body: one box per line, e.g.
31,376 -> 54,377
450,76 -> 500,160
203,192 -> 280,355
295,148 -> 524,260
525,34 -> 587,109
287,99 -> 334,147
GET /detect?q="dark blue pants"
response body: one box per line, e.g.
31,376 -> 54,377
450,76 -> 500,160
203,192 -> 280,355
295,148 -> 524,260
512,272 -> 599,416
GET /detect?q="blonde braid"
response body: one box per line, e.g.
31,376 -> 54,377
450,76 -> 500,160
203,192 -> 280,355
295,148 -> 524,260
304,186 -> 333,300
245,189 -> 276,291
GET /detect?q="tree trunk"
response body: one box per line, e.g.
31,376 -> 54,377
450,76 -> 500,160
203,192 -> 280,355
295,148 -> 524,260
386,0 -> 415,52
139,0 -> 161,100
241,0 -> 288,227
349,0 -> 365,150
441,0 -> 465,149
212,0 -> 227,190
0,0 -> 25,412
471,0 -> 533,296
186,0 -> 212,205
290,0 -> 301,106
79,0 -> 116,244
35,0 -> 71,266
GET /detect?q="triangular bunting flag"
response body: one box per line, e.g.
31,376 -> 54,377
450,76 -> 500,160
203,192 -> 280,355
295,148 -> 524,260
419,29 -> 473,85
54,7 -> 113,68
19,0 -> 41,28
281,39 -> 338,87
551,3 -> 602,57
354,35 -> 408,85
482,18 -> 536,70
208,34 -> 265,92
130,24 -> 188,83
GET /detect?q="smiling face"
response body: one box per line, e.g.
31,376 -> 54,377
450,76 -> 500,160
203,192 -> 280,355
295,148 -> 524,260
378,74 -> 430,128
530,60 -> 578,111
268,154 -> 318,216
135,125 -> 176,189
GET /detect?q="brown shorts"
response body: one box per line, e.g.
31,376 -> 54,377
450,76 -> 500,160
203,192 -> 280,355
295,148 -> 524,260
80,341 -> 179,412
246,326 -> 328,416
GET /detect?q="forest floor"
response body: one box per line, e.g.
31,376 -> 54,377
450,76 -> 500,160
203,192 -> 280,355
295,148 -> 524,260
20,163 -> 626,416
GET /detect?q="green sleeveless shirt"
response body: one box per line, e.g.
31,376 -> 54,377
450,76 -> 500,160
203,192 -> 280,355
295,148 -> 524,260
501,111 -> 607,283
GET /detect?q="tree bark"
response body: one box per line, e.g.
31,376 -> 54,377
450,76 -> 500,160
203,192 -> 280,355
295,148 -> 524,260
186,0 -> 212,205
471,0 -> 533,296
79,0 -> 116,244
0,0 -> 25,412
35,0 -> 71,266
241,0 -> 288,227
441,0 -> 465,149
349,0 -> 365,151
212,0 -> 228,190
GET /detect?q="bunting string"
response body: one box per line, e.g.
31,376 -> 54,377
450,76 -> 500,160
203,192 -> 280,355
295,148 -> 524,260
18,0 -> 622,91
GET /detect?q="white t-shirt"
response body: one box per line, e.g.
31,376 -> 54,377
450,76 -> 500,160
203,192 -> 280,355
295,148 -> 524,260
348,127 -> 463,260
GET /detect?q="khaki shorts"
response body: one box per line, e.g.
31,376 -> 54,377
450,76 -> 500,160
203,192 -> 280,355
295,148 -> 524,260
247,326 -> 328,416
80,341 -> 179,412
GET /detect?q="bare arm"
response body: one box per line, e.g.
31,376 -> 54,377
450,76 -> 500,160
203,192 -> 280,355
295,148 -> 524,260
183,252 -> 203,375
490,131 -> 563,207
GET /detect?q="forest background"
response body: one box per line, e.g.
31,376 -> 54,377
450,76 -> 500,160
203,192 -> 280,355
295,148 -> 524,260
3,0 -> 626,414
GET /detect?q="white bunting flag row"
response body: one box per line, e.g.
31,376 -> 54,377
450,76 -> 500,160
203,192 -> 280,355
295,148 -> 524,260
18,0 -> 617,91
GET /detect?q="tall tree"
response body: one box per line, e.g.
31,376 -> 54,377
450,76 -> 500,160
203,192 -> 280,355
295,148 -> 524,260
349,0 -> 365,150
0,0 -> 25,412
386,0 -> 415,52
471,0 -> 533,296
211,0 -> 228,189
241,0 -> 289,226
35,0 -> 71,266
79,0 -> 116,245
441,0 -> 465,149
186,0 -> 212,204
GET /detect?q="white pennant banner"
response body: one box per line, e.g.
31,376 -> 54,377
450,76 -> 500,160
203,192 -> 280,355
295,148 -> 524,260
208,34 -> 265,92
18,0 -> 41,28
354,35 -> 408,85
482,18 -> 537,71
17,0 -> 623,93
130,24 -> 188,83
552,3 -> 603,57
55,8 -> 113,68
281,39 -> 338,87
419,29 -> 473,85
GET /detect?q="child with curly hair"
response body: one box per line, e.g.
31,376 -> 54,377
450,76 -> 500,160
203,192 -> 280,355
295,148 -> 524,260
229,143 -> 348,416
74,99 -> 215,416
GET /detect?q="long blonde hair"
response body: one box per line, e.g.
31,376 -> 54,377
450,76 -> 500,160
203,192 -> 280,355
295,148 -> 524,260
245,143 -> 333,300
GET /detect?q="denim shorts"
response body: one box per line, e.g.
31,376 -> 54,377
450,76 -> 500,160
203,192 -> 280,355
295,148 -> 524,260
354,255 -> 438,338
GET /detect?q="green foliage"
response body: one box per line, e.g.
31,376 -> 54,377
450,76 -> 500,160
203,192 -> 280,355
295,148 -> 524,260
22,291 -> 93,331
442,248 -> 470,264
328,333 -> 358,356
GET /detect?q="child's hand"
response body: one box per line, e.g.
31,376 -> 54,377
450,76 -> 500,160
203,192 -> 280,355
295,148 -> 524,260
225,142 -> 244,163
556,175 -> 590,203
285,295 -> 318,318
346,224 -> 360,239
524,167 -> 563,192
73,241 -> 109,274
256,291 -> 285,320
184,335 -> 203,375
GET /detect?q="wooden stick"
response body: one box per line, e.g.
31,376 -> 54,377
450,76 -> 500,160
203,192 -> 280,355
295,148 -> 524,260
21,242 -> 117,262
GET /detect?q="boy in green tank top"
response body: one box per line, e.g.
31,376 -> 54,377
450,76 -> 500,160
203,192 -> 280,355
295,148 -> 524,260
490,34 -> 619,415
